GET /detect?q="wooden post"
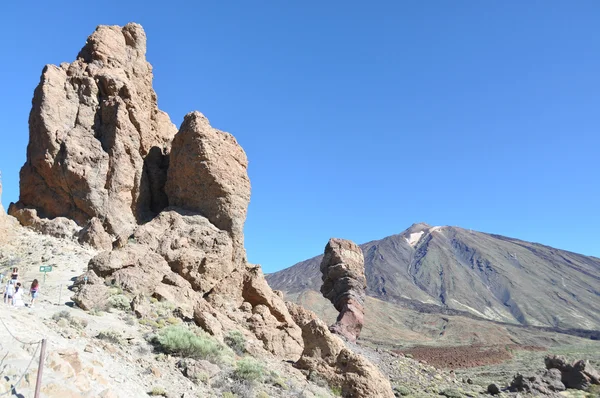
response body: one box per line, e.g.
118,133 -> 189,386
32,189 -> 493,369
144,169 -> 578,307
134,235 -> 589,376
34,339 -> 47,398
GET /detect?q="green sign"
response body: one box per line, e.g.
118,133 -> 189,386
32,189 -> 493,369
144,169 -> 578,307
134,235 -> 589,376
39,265 -> 53,273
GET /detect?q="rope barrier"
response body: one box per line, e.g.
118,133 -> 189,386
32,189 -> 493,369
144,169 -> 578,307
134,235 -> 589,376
0,341 -> 40,396
0,316 -> 47,396
0,317 -> 43,346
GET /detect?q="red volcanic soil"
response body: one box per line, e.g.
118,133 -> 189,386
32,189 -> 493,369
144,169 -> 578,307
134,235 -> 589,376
396,345 -> 546,369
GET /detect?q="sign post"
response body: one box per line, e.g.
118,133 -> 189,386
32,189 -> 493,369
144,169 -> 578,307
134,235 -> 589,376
39,265 -> 53,283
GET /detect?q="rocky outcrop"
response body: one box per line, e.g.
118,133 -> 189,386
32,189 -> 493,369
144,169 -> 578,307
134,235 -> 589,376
8,202 -> 80,239
10,23 -> 177,239
296,319 -> 394,398
544,355 -> 600,390
78,218 -> 112,251
508,369 -> 565,396
320,238 -> 367,342
166,111 -> 251,268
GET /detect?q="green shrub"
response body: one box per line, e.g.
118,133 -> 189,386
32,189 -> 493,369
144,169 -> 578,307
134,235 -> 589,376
96,330 -> 122,344
108,294 -> 131,311
588,384 -> 600,398
70,317 -> 88,329
52,310 -> 72,321
441,388 -> 463,398
107,286 -> 123,296
149,386 -> 166,396
89,308 -> 104,316
222,393 -> 236,398
256,392 -> 269,398
224,330 -> 246,355
330,385 -> 342,396
393,385 -> 411,396
153,325 -> 230,364
233,356 -> 264,382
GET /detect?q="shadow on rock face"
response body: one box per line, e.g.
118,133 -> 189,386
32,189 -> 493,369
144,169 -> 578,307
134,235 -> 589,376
138,146 -> 170,222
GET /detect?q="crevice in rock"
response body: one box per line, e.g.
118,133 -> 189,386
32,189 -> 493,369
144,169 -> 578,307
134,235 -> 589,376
137,146 -> 169,223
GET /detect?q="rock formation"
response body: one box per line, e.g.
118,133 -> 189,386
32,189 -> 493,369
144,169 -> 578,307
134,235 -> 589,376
9,23 -> 177,240
12,23 -> 397,395
544,355 -> 600,390
166,111 -> 251,269
320,238 -> 367,342
295,319 -> 394,397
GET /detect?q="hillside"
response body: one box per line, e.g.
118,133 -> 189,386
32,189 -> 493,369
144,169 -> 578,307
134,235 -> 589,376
267,223 -> 600,331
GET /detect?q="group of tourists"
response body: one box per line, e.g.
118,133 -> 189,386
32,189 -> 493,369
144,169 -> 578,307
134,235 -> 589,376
2,267 -> 39,308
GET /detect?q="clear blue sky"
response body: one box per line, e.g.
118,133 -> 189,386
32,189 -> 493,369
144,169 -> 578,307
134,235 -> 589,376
1,1 -> 599,272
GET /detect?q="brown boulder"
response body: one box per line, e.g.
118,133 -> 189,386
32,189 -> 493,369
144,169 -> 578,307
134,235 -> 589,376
13,23 -> 176,238
8,203 -> 80,239
545,355 -> 600,390
72,283 -> 110,311
285,301 -> 319,328
296,319 -> 394,398
166,111 -> 251,268
88,244 -> 170,294
78,218 -> 113,251
320,238 -> 367,342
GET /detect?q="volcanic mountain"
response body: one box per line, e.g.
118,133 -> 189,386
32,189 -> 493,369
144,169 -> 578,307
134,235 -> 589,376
267,223 -> 600,333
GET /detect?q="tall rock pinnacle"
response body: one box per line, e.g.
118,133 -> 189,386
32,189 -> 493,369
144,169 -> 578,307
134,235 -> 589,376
320,238 -> 367,342
10,23 -> 177,239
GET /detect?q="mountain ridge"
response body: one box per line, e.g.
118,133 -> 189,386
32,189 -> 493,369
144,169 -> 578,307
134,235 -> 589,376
267,224 -> 600,331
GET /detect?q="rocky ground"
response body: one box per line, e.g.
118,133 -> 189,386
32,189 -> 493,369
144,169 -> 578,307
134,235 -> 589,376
0,223 -> 337,398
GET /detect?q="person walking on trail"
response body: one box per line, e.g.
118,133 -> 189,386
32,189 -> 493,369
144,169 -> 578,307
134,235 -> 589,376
29,279 -> 40,308
12,283 -> 25,307
4,280 -> 15,304
10,267 -> 18,282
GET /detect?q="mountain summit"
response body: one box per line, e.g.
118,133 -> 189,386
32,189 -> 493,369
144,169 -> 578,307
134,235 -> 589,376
267,225 -> 600,330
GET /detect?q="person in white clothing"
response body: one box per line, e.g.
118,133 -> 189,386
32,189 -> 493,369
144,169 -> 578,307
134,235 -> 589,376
12,283 -> 25,307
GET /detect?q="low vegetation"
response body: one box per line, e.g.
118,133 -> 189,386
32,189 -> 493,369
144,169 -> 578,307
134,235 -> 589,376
152,325 -> 232,364
225,330 -> 246,355
96,330 -> 123,344
149,386 -> 167,396
108,294 -> 131,311
233,356 -> 265,382
52,310 -> 88,329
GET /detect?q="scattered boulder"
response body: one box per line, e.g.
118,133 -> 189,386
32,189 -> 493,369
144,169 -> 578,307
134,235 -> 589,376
487,383 -> 500,395
178,358 -> 221,381
320,238 -> 367,342
509,370 -> 565,395
72,283 -> 110,311
544,354 -> 600,390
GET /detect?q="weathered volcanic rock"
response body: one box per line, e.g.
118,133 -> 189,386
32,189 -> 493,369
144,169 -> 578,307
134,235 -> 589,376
10,23 -> 177,239
78,217 -> 112,251
320,238 -> 367,342
24,22 -> 302,362
296,319 -> 394,398
166,111 -> 251,267
8,202 -> 80,239
545,355 -> 600,390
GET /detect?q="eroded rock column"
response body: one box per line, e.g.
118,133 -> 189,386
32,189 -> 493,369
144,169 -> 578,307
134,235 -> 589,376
320,238 -> 367,343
